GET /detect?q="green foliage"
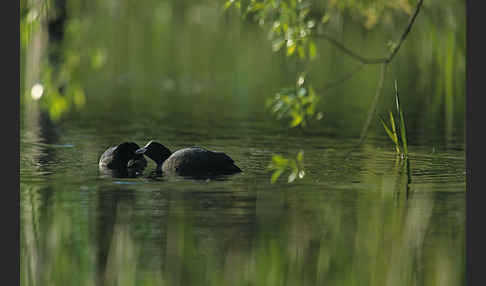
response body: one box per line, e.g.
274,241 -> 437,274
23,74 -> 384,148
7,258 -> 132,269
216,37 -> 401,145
38,65 -> 86,121
20,10 -> 40,50
224,0 -> 416,59
21,0 -> 105,122
225,0 -> 319,60
267,74 -> 322,128
223,0 -> 416,183
20,0 -> 48,49
379,81 -> 408,158
225,0 -> 322,131
329,0 -> 415,30
267,150 -> 305,183
223,0 -> 427,131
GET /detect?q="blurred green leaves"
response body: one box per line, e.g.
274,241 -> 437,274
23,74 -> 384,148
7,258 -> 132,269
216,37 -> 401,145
37,66 -> 86,121
20,0 -> 47,50
21,0 -> 107,122
224,0 -> 324,134
267,150 -> 305,183
267,74 -> 322,128
224,1 -> 322,183
222,0 -> 240,11
20,10 -> 40,50
225,0 -> 319,61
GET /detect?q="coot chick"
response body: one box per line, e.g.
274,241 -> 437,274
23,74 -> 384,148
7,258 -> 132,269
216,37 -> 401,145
135,140 -> 242,177
99,142 -> 147,175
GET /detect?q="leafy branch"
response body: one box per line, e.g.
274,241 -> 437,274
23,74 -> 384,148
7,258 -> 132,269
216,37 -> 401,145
267,73 -> 323,128
224,0 -> 424,182
267,150 -> 305,183
316,0 -> 424,65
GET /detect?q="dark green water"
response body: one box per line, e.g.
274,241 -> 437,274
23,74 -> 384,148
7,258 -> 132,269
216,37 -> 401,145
20,105 -> 465,286
20,0 -> 466,285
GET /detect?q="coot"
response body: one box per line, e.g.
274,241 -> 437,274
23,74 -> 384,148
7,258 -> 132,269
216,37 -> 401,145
135,140 -> 242,176
99,142 -> 147,173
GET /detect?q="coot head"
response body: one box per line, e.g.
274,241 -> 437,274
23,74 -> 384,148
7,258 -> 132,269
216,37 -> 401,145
113,142 -> 145,167
99,141 -> 146,173
136,140 -> 172,166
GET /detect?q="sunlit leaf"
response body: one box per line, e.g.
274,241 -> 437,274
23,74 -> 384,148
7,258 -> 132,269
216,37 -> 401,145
321,13 -> 331,24
272,38 -> 285,52
287,44 -> 296,56
223,1 -> 234,11
49,95 -> 68,121
288,170 -> 297,183
268,151 -> 306,184
272,155 -> 288,165
282,22 -> 289,32
91,48 -> 106,69
298,170 -> 305,179
297,45 -> 305,59
297,151 -> 304,163
73,86 -> 86,108
272,101 -> 283,112
271,168 -> 285,183
290,112 -> 303,127
306,103 -> 315,115
309,41 -> 317,60
387,40 -> 397,52
297,75 -> 305,87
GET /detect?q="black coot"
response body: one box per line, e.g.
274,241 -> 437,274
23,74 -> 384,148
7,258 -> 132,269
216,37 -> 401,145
99,142 -> 147,176
136,140 -> 242,177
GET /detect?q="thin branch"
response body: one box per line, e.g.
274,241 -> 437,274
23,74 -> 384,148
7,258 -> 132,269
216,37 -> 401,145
324,0 -> 423,159
387,0 -> 424,61
321,63 -> 366,91
359,63 -> 388,141
317,34 -> 388,64
317,0 -> 424,65
343,63 -> 387,160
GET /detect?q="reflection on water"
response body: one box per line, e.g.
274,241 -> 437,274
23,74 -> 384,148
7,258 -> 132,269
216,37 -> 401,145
20,118 -> 465,286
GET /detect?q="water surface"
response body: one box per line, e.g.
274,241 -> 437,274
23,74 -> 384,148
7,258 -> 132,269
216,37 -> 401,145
20,109 -> 465,286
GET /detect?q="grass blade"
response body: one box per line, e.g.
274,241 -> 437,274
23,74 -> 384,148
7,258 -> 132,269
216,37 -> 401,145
379,117 -> 395,142
379,115 -> 401,154
388,111 -> 400,154
394,81 -> 408,157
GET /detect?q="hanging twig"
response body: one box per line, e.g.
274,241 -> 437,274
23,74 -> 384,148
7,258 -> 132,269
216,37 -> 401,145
387,0 -> 424,62
317,33 -> 388,64
317,0 -> 424,65
319,0 -> 424,159
343,63 -> 387,160
359,63 -> 388,142
321,63 -> 366,91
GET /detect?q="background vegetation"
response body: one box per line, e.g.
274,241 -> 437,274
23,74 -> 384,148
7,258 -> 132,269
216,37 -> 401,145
21,0 -> 465,133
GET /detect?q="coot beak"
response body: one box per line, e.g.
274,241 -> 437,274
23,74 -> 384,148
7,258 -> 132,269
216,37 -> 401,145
135,147 -> 147,155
